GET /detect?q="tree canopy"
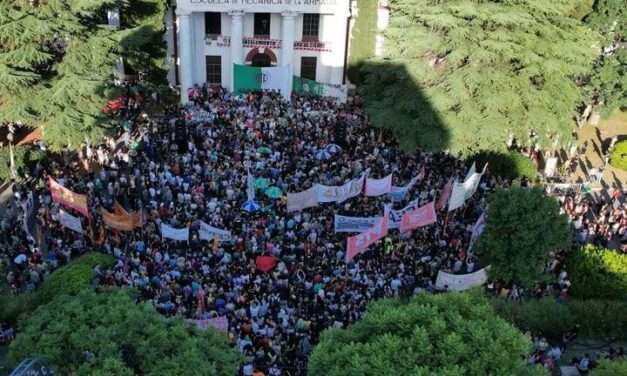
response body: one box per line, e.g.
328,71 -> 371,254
8,290 -> 241,375
308,292 -> 547,376
357,0 -> 600,154
476,187 -> 571,287
0,0 -> 167,150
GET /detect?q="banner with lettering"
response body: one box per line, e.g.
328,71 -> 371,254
346,206 -> 390,262
161,223 -> 189,241
198,221 -> 232,243
435,267 -> 489,291
364,174 -> 393,197
316,174 -> 365,203
59,209 -> 83,233
399,201 -> 436,233
234,64 -> 290,99
389,199 -> 419,229
286,186 -> 319,212
334,215 -> 380,233
292,76 -> 348,102
48,177 -> 89,217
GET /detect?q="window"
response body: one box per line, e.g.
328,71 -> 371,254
254,13 -> 271,38
300,57 -> 317,81
205,56 -> 221,84
302,14 -> 320,40
204,12 -> 221,37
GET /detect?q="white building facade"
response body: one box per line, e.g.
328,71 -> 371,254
167,0 -> 351,103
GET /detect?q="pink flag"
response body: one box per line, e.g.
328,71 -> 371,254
346,209 -> 390,262
436,178 -> 453,211
399,201 -> 437,233
364,174 -> 393,197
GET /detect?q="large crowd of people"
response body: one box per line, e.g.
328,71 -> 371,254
0,85 -> 624,375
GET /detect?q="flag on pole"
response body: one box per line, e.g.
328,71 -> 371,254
246,169 -> 255,201
436,178 -> 453,211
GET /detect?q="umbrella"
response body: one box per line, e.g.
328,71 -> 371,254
257,146 -> 272,154
264,186 -> 282,199
255,178 -> 270,190
241,200 -> 261,212
14,254 -> 27,264
325,143 -> 342,154
315,149 -> 332,160
256,256 -> 278,273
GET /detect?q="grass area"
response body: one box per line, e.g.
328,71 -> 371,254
347,0 -> 378,84
610,140 -> 627,171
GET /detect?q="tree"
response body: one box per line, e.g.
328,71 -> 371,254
476,187 -> 571,287
357,0 -> 600,154
8,290 -> 241,375
309,292 -> 547,376
0,0 -> 168,150
581,0 -> 626,118
565,244 -> 627,300
592,359 -> 627,376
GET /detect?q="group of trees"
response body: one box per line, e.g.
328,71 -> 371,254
0,0 -> 167,150
353,0 -> 623,154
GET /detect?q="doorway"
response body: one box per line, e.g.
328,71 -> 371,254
251,53 -> 272,67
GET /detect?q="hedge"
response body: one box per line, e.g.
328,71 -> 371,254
610,140 -> 627,172
565,244 -> 627,300
0,252 -> 115,324
491,297 -> 627,341
466,151 -> 537,181
0,145 -> 45,181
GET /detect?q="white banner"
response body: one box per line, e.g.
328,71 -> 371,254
199,221 -> 232,243
468,211 -> 486,252
59,209 -> 83,234
334,215 -> 380,233
435,267 -> 489,291
364,174 -> 393,197
545,157 -> 558,178
316,174 -> 365,203
287,186 -> 319,212
448,164 -> 486,212
161,223 -> 189,241
389,199 -> 419,229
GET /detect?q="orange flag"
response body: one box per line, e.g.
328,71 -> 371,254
48,177 -> 89,217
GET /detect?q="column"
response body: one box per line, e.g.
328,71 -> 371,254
176,9 -> 193,104
281,12 -> 296,95
230,10 -> 244,91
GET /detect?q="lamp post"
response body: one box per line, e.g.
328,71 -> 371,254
7,123 -> 16,179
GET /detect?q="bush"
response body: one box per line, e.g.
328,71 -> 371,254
491,297 -> 627,341
566,245 -> 627,300
466,151 -> 537,180
592,359 -> 627,375
0,145 -> 45,181
610,140 -> 627,171
0,252 -> 115,324
37,252 -> 115,304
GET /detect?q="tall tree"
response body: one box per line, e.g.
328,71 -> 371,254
357,0 -> 600,154
8,290 -> 241,375
476,187 -> 571,287
581,0 -> 626,118
0,0 -> 121,149
309,293 -> 547,376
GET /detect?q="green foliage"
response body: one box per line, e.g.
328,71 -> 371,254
357,0 -> 600,154
477,187 -> 572,287
467,151 -> 537,180
347,0 -> 377,84
582,0 -> 626,118
37,252 -> 115,304
0,145 -> 44,181
0,252 -> 114,324
8,289 -> 241,375
566,244 -> 627,300
309,292 -> 547,376
0,0 -> 121,150
592,359 -> 627,375
119,0 -> 169,84
610,139 -> 627,171
491,297 -> 627,341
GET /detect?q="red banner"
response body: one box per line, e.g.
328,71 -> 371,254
399,201 -> 437,233
48,177 -> 89,217
346,211 -> 390,262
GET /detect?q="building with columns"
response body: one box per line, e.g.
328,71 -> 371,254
166,0 -> 351,103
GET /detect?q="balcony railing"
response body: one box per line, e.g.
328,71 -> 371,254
203,36 -> 332,52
